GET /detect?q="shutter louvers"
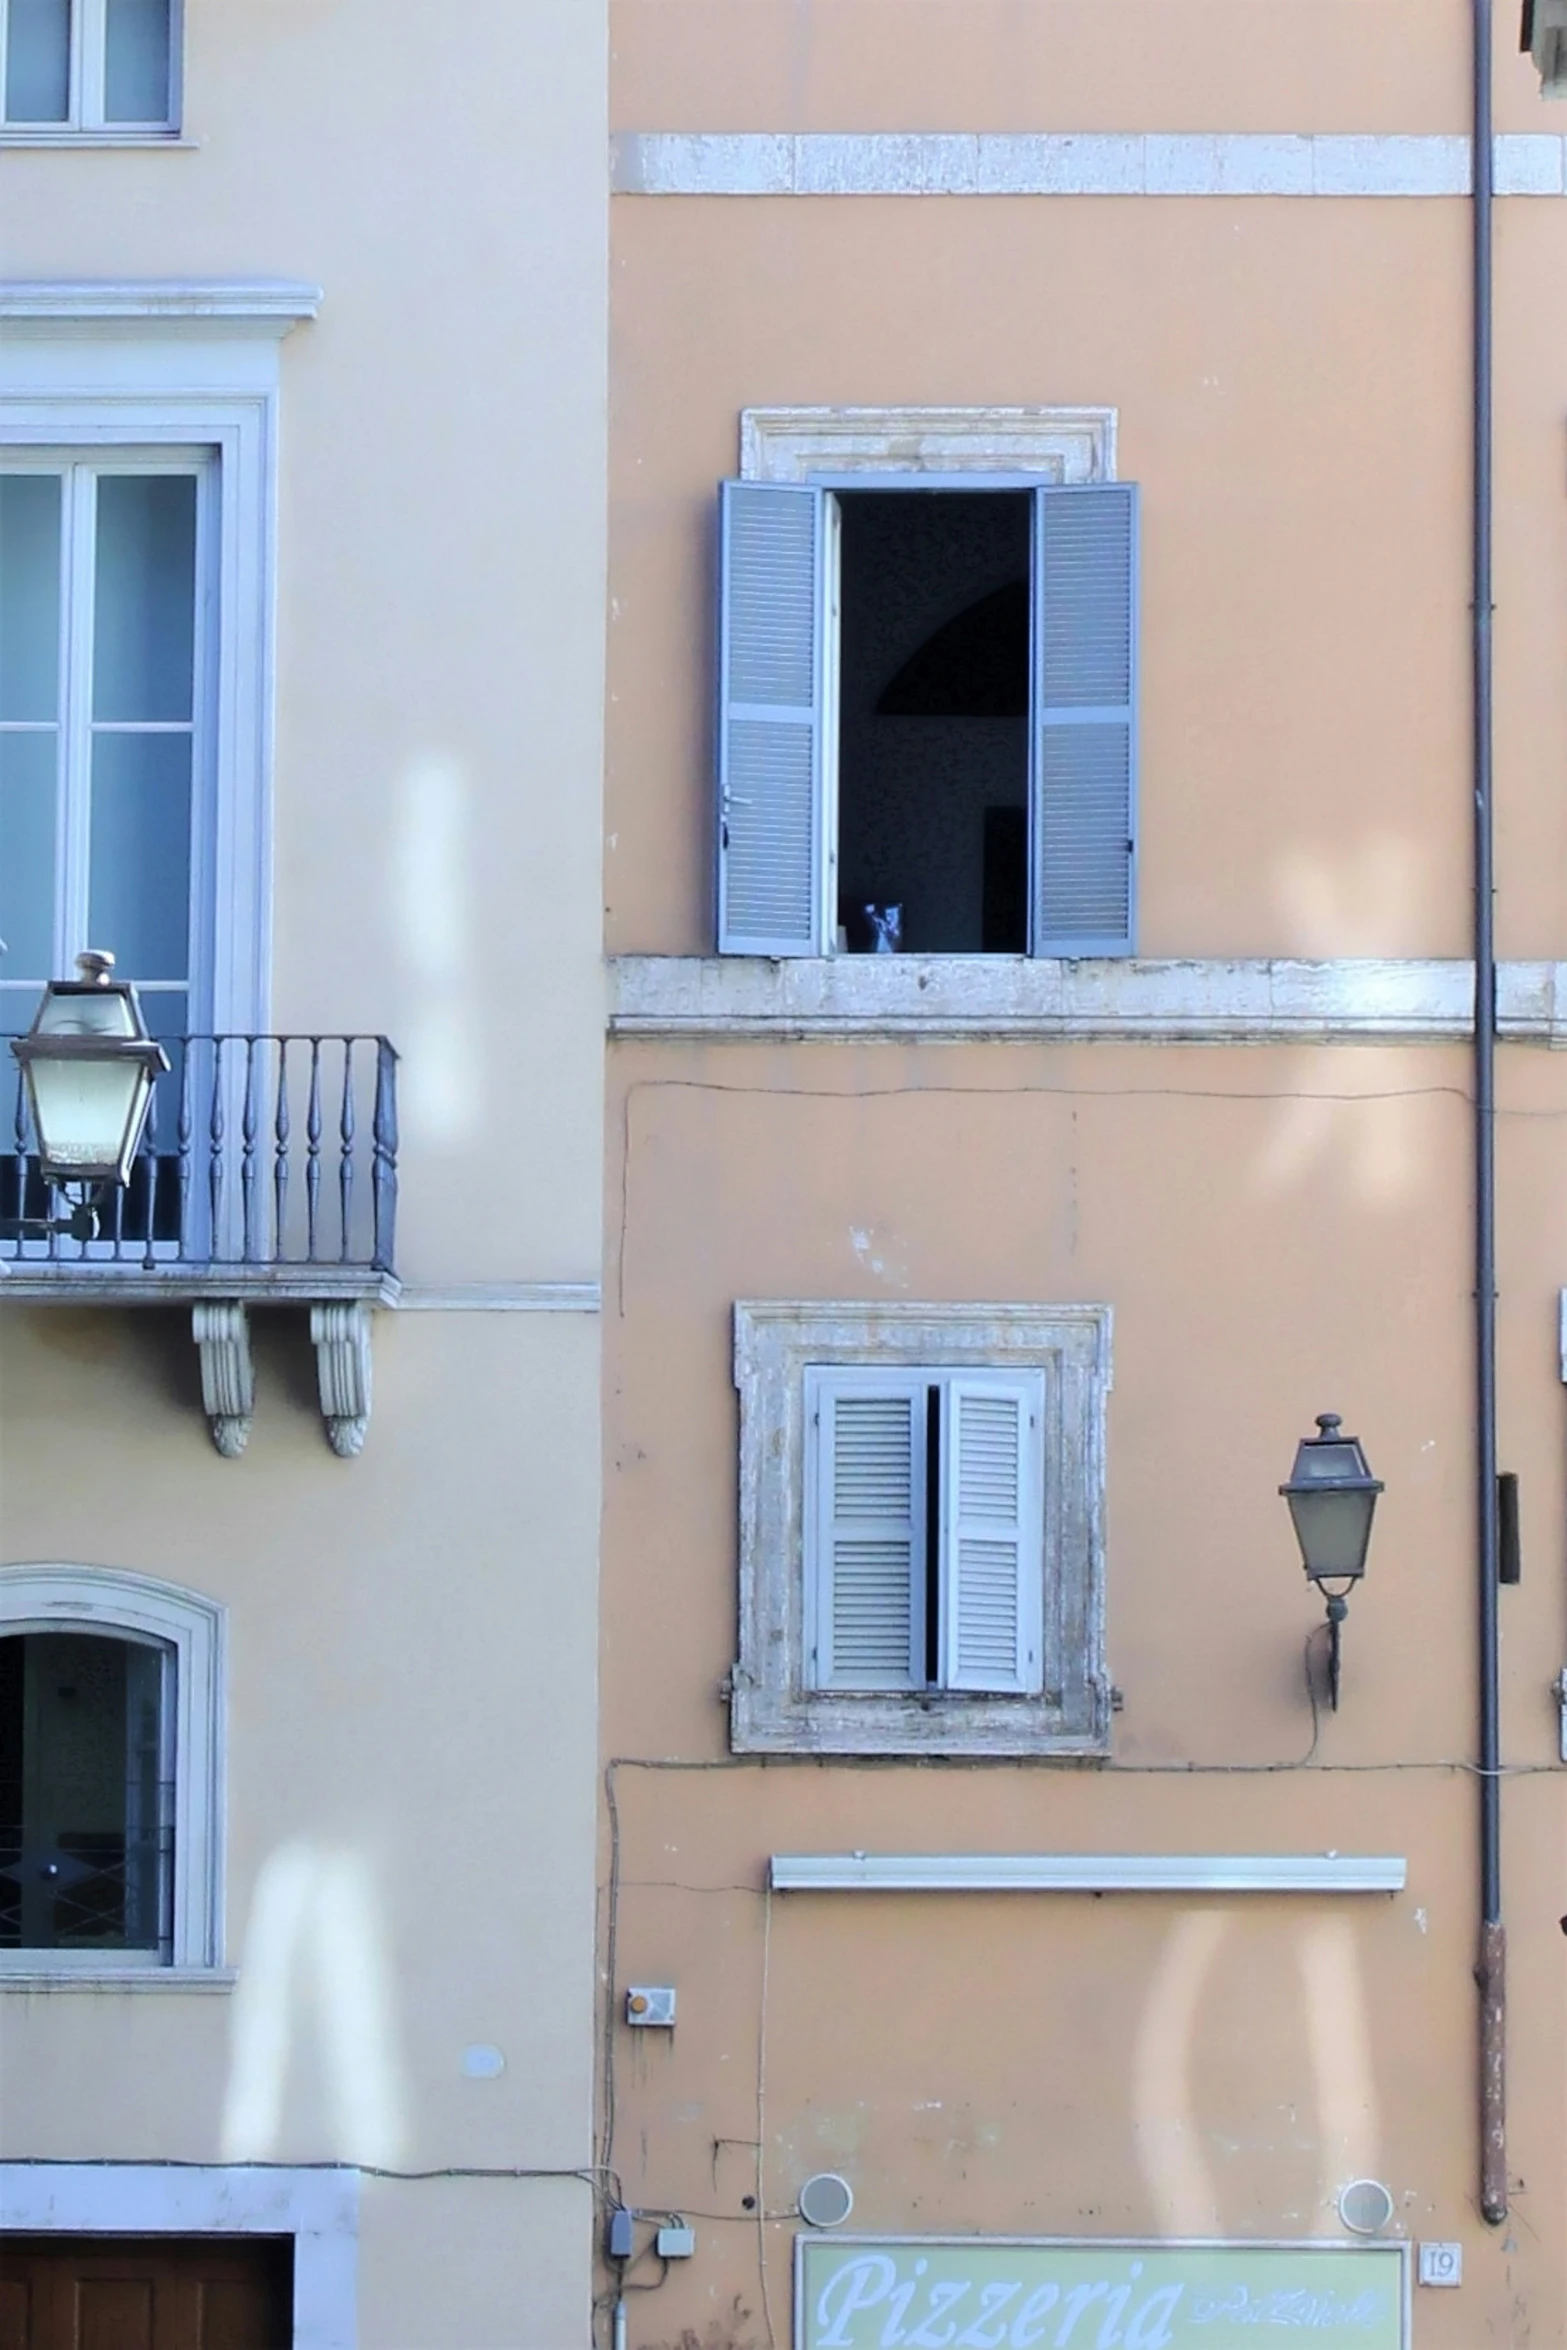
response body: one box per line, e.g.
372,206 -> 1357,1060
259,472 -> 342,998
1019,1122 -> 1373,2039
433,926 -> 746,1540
717,480 -> 832,955
942,1376 -> 1044,1695
809,1374 -> 924,1691
1031,483 -> 1139,957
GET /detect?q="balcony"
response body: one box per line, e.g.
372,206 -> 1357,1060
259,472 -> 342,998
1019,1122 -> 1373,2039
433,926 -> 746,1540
0,1035 -> 399,1457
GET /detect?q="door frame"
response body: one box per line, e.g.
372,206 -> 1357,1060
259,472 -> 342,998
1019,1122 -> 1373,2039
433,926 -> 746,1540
0,2165 -> 357,2349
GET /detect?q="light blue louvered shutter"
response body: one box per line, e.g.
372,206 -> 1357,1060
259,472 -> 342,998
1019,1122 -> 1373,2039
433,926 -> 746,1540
806,1369 -> 925,1691
939,1375 -> 1044,1695
1031,483 -> 1139,956
717,481 -> 835,955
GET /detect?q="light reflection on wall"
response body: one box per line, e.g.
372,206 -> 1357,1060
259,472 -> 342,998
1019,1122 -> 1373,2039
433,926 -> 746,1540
393,752 -> 480,1149
1132,1908 -> 1229,2237
1253,1051 -> 1429,1208
1300,1914 -> 1381,2217
222,1840 -> 408,2166
1132,1909 -> 1383,2238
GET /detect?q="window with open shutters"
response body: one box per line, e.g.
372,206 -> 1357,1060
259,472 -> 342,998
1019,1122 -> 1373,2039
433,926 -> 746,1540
733,1303 -> 1111,1758
717,479 -> 1137,959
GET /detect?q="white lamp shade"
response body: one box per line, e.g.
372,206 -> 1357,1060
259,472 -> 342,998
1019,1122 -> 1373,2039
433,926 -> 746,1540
12,962 -> 170,1186
24,1051 -> 157,1184
1285,1483 -> 1378,1584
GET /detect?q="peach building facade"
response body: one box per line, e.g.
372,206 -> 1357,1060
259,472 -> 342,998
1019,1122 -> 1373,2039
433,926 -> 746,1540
600,6 -> 1567,2347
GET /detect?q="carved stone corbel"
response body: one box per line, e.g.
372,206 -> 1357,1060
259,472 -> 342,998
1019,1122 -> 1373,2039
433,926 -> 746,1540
192,1301 -> 254,1458
310,1300 -> 373,1457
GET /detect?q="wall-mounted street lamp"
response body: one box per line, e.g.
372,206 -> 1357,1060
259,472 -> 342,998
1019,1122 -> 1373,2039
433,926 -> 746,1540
1280,1413 -> 1384,1710
5,952 -> 169,1242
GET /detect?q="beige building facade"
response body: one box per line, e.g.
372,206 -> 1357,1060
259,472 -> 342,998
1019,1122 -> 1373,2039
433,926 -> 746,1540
600,6 -> 1567,2347
0,3 -> 606,2345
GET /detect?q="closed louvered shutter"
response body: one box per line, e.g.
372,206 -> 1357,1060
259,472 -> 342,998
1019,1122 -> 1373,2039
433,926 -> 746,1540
940,1375 -> 1044,1694
807,1370 -> 925,1691
717,481 -> 836,955
1031,483 -> 1139,957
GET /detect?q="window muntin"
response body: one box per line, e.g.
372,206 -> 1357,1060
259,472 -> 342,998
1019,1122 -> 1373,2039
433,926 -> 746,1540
733,1303 -> 1110,1758
1,0 -> 177,130
716,478 -> 1138,961
0,1629 -> 175,1959
0,454 -> 212,1051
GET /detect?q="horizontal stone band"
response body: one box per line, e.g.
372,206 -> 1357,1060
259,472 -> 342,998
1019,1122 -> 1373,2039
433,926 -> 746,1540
613,131 -> 1567,200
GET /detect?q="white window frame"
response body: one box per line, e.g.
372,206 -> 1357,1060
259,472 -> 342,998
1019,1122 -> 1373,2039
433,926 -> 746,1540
733,1300 -> 1112,1757
0,447 -> 219,1041
0,0 -> 184,138
0,285 -> 320,1036
0,1564 -> 225,1976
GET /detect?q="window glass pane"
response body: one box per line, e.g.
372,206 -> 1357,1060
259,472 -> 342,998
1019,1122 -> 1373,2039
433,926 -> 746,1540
0,475 -> 63,721
104,0 -> 170,121
92,474 -> 197,723
0,731 -> 58,986
0,1631 -> 172,1953
89,731 -> 191,981
3,0 -> 70,122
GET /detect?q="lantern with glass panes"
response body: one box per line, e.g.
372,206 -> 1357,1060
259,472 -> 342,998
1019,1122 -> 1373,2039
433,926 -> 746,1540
5,954 -> 169,1242
1279,1414 -> 1383,1709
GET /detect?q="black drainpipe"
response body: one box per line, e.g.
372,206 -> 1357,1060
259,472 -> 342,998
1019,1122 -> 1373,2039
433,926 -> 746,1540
1471,0 -> 1507,2231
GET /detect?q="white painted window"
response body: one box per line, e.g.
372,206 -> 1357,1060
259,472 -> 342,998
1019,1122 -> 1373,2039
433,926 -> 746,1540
0,0 -> 179,133
0,452 -> 216,1050
0,1567 -> 223,1974
734,1302 -> 1111,1757
0,291 -> 307,1046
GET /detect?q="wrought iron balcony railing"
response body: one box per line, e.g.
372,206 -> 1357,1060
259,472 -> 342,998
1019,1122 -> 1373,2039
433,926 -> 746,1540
0,1033 -> 398,1295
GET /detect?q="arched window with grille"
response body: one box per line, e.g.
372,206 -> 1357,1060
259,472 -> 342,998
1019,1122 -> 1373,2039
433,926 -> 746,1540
0,1569 -> 223,1975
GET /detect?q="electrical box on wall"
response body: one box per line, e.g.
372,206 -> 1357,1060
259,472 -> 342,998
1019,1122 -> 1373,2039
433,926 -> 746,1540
625,1985 -> 676,2027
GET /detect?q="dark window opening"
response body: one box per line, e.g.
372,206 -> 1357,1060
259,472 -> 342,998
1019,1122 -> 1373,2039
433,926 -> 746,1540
0,1631 -> 173,1956
838,491 -> 1031,954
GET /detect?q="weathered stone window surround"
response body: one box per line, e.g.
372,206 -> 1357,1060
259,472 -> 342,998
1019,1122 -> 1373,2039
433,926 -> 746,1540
732,1301 -> 1111,1759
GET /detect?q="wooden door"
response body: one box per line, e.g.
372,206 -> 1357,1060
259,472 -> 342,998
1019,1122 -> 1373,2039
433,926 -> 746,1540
0,2236 -> 292,2350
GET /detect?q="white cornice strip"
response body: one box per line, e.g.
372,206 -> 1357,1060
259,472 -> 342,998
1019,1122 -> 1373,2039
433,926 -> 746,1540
614,132 -> 1565,199
611,957 -> 1567,1045
770,1853 -> 1407,1894
0,279 -> 323,322
394,1282 -> 602,1312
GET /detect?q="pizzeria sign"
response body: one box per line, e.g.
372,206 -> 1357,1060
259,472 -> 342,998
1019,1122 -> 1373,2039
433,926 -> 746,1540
795,2236 -> 1408,2350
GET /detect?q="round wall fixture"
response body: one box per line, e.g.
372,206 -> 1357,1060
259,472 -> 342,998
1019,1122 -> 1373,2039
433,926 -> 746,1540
798,2173 -> 854,2229
1337,2179 -> 1394,2236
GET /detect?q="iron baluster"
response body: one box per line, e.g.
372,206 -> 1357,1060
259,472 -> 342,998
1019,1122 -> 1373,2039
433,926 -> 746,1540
273,1039 -> 291,1262
176,1043 -> 194,1260
241,1035 -> 260,1262
140,1060 -> 161,1270
305,1039 -> 323,1262
10,1064 -> 27,1257
208,1037 -> 226,1258
371,1038 -> 398,1272
338,1038 -> 355,1263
